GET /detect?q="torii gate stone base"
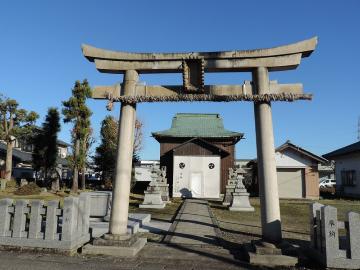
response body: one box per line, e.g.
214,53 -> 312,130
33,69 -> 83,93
81,37 -> 317,262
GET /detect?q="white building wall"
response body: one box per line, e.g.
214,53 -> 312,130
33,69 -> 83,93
334,152 -> 360,197
58,146 -> 68,159
134,167 -> 152,182
275,149 -> 314,168
173,155 -> 220,198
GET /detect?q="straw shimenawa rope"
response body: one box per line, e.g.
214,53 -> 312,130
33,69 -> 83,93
107,93 -> 312,105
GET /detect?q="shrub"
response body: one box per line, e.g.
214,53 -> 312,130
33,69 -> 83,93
103,179 -> 113,190
6,179 -> 17,188
14,182 -> 42,195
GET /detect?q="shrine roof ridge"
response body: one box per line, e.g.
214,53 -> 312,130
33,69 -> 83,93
82,37 -> 317,62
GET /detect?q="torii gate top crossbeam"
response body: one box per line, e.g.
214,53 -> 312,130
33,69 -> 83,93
82,37 -> 317,74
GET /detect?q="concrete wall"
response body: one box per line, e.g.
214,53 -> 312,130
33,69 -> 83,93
134,167 -> 152,182
0,194 -> 90,251
334,152 -> 360,197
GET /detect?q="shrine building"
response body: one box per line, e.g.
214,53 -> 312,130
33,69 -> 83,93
152,113 -> 243,198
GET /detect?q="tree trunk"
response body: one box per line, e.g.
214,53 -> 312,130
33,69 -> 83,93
71,138 -> 80,193
81,167 -> 86,190
81,137 -> 87,190
5,139 -> 14,181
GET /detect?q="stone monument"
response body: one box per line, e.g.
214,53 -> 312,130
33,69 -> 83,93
20,179 -> 28,187
229,169 -> 254,212
139,180 -> 166,209
222,168 -> 238,206
309,203 -> 360,269
155,166 -> 170,202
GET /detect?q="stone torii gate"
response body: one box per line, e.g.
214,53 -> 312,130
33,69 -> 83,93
82,37 -> 317,244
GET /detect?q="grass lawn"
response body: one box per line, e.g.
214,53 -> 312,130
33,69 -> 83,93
0,189 -> 70,202
128,193 -> 183,242
209,197 -> 360,246
129,193 -> 183,222
0,188 -> 88,207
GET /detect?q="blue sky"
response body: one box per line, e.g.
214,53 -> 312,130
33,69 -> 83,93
0,0 -> 359,160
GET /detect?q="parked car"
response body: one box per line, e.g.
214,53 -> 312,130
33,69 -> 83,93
12,167 -> 36,182
319,179 -> 336,188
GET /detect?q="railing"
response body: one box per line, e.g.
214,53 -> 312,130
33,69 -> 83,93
309,203 -> 360,269
0,193 -> 90,251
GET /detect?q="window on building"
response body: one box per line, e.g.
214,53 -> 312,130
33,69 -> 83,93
341,170 -> 356,186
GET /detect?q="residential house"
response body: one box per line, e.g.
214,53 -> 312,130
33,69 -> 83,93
248,140 -> 327,199
0,137 -> 70,180
323,141 -> 360,198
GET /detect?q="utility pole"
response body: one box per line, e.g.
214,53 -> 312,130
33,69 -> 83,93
358,116 -> 360,141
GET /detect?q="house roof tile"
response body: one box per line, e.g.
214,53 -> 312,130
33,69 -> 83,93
323,141 -> 360,159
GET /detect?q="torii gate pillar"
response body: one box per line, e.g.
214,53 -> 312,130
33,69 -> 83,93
109,70 -> 138,235
253,67 -> 282,243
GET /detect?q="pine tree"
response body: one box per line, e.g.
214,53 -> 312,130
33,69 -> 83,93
62,80 -> 92,193
32,108 -> 61,190
0,97 -> 39,180
94,116 -> 143,182
94,116 -> 118,181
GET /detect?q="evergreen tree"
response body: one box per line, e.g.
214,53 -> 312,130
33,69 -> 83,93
94,116 -> 143,182
32,108 -> 61,190
62,80 -> 92,192
94,116 -> 118,181
0,96 -> 39,180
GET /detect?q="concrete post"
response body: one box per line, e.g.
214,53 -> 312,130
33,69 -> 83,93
0,199 -> 13,237
253,67 -> 282,243
109,70 -> 138,236
62,197 -> 79,241
45,200 -> 60,240
12,199 -> 29,238
29,200 -> 44,239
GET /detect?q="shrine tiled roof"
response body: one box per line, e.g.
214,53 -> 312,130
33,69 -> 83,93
152,113 -> 243,139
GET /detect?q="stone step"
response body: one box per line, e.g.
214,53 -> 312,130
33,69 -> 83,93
247,252 -> 298,267
90,220 -> 139,238
82,237 -> 147,257
90,213 -> 171,238
128,213 -> 151,225
244,241 -> 299,267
